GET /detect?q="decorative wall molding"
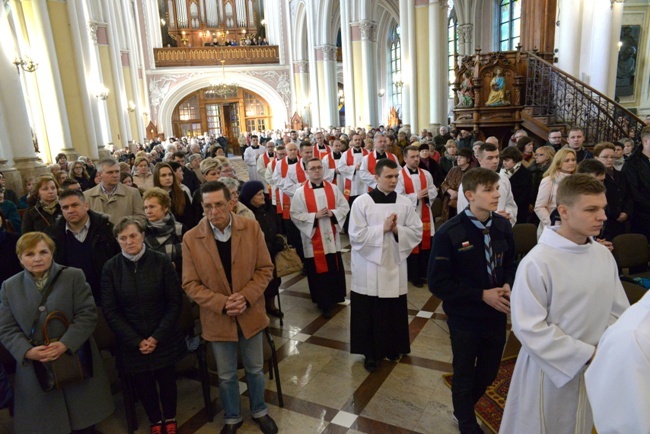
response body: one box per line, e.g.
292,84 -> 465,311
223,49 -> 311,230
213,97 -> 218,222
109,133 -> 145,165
359,20 -> 377,42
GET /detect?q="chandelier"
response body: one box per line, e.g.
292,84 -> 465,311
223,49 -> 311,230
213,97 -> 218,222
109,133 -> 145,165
205,60 -> 238,98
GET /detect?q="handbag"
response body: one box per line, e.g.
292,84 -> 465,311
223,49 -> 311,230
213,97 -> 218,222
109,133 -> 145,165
274,236 -> 303,278
27,268 -> 93,392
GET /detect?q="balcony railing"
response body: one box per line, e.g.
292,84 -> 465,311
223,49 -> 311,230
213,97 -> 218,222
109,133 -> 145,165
526,52 -> 645,143
153,45 -> 280,67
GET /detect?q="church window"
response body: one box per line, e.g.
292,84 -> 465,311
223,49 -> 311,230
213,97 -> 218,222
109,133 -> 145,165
498,0 -> 521,51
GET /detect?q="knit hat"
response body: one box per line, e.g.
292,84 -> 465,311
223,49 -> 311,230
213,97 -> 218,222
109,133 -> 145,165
457,148 -> 473,159
239,180 -> 265,207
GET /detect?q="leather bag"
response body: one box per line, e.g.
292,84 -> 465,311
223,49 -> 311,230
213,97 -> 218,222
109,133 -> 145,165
274,236 -> 303,277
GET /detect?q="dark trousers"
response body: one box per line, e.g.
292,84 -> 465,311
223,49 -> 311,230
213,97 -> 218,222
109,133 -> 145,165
449,326 -> 506,434
407,246 -> 430,283
343,195 -> 359,233
132,365 -> 178,424
632,214 -> 650,242
284,218 -> 304,260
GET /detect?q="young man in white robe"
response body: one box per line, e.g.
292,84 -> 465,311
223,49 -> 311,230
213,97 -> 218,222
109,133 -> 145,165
243,135 -> 265,181
290,158 -> 350,318
313,131 -> 331,160
349,158 -> 422,372
256,140 -> 276,199
322,140 -> 345,194
500,174 -> 629,434
337,134 -> 370,233
396,145 -> 438,288
429,168 -> 516,434
585,291 -> 648,434
456,143 -> 518,226
264,145 -> 287,233
358,133 -> 401,190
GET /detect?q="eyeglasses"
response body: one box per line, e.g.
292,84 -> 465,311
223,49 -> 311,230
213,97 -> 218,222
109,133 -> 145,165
307,166 -> 323,171
202,202 -> 229,212
599,156 -> 616,160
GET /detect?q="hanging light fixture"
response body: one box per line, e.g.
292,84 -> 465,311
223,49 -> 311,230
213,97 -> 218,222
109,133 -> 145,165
205,59 -> 238,98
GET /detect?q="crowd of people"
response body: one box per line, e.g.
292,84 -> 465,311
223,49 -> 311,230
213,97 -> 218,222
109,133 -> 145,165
0,121 -> 649,434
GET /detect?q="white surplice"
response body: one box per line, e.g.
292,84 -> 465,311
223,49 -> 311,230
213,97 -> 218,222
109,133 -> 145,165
358,151 -> 401,189
323,154 -> 345,193
500,227 -> 629,434
272,158 -> 305,198
395,167 -> 438,237
336,149 -> 368,197
348,193 -> 422,298
244,145 -> 265,181
585,291 -> 649,434
290,182 -> 349,257
457,171 -> 518,226
256,151 -> 274,190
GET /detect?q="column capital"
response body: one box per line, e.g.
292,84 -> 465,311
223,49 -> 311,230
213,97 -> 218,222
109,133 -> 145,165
316,45 -> 338,61
439,0 -> 449,9
359,20 -> 378,42
293,60 -> 309,73
458,23 -> 473,44
88,21 -> 98,44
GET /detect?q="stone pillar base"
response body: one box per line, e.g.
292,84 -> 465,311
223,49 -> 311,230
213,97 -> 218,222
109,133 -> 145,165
61,148 -> 79,163
9,157 -> 49,196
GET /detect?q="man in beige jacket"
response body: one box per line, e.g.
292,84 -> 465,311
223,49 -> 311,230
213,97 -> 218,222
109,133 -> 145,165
182,181 -> 277,434
84,158 -> 145,224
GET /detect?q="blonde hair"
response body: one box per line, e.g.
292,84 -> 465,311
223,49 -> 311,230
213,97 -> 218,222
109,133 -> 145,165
535,145 -> 556,163
142,187 -> 171,210
199,157 -> 222,175
543,148 -> 577,178
445,139 -> 457,149
16,232 -> 55,257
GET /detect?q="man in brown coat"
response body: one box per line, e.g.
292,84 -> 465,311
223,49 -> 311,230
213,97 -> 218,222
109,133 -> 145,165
182,181 -> 277,434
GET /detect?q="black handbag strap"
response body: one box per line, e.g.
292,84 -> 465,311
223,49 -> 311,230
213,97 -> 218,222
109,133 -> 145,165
27,267 -> 66,343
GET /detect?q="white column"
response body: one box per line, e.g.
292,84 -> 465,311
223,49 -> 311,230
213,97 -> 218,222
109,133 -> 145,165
103,0 -> 131,147
29,0 -> 74,159
556,0 -> 583,77
588,0 -> 615,95
306,4 -> 320,127
121,0 -> 146,141
429,0 -> 448,125
458,23 -> 473,56
89,23 -> 113,150
340,0 -> 355,128
406,0 -> 417,132
399,0 -> 411,126
317,45 -> 339,127
360,20 -> 378,127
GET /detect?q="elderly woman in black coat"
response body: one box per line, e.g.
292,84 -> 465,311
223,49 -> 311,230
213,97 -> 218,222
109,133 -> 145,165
101,217 -> 185,434
239,180 -> 285,317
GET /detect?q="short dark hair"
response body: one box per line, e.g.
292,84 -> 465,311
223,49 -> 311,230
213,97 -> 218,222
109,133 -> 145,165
500,146 -> 523,163
59,189 -> 86,202
113,216 -> 146,238
549,128 -> 563,136
556,173 -> 606,207
251,135 -> 259,139
462,167 -> 500,193
275,145 -> 286,152
516,137 -> 534,153
478,143 -> 498,157
168,161 -> 182,172
172,151 -> 185,160
299,141 -> 313,150
592,142 -> 615,157
577,159 -> 606,176
404,145 -> 420,155
375,158 -> 398,176
60,179 -> 81,190
200,180 -> 231,201
305,158 -> 322,166
568,126 -> 584,135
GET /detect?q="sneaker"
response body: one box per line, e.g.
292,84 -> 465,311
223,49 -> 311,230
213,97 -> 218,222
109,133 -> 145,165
150,423 -> 163,434
164,420 -> 178,434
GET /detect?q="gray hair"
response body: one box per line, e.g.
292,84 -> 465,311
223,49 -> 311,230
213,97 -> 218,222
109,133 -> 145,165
218,176 -> 239,191
113,216 -> 146,238
97,158 -> 118,173
188,154 -> 202,163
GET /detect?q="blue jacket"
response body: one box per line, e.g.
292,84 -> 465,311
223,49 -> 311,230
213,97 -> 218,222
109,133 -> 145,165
428,211 -> 516,332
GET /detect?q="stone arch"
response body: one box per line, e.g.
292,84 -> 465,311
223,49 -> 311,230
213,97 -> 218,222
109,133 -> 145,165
293,1 -> 308,60
157,73 -> 289,135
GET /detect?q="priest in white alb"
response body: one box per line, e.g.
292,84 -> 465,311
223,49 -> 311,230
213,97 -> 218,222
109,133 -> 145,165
500,174 -> 629,434
290,158 -> 349,318
358,133 -> 401,190
264,145 -> 287,232
585,291 -> 650,434
243,135 -> 265,181
323,140 -> 344,194
337,134 -> 369,233
396,145 -> 438,288
256,140 -> 276,199
349,158 -> 422,373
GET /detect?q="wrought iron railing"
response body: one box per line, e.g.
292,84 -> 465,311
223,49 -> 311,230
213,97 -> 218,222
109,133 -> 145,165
525,52 -> 645,144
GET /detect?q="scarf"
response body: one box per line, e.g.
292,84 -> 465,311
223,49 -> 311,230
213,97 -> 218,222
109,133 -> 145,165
33,270 -> 51,291
146,214 -> 183,263
40,199 -> 59,215
464,208 -> 497,286
122,244 -> 147,262
501,162 -> 522,179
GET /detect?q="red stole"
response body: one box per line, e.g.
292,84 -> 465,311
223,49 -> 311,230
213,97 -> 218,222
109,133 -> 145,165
324,151 -> 337,185
263,153 -> 273,194
315,145 -> 330,160
343,149 -> 369,200
280,158 -> 307,219
304,181 -> 337,274
401,167 -> 431,252
367,151 -> 398,175
271,159 -> 282,214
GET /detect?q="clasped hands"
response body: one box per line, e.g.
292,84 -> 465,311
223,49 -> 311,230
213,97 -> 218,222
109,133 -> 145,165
26,341 -> 68,363
225,292 -> 247,317
482,284 -> 511,314
384,213 -> 398,234
315,207 -> 333,219
139,336 -> 159,354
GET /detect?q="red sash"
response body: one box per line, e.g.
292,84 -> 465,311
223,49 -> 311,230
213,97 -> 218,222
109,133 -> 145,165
280,158 -> 307,219
401,167 -> 431,253
315,145 -> 330,160
324,151 -> 337,186
343,149 -> 369,200
271,159 -> 282,214
263,153 -> 273,194
304,181 -> 337,274
367,151 -> 398,175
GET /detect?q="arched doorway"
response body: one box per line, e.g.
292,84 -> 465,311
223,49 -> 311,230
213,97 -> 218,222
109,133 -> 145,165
171,87 -> 272,154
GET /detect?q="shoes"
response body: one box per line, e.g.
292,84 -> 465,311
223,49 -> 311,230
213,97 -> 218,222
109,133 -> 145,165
219,421 -> 243,434
252,415 -> 278,434
411,280 -> 424,288
150,423 -> 163,434
364,358 -> 377,373
266,308 -> 284,318
386,353 -> 401,362
322,308 -> 334,319
164,420 -> 177,434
